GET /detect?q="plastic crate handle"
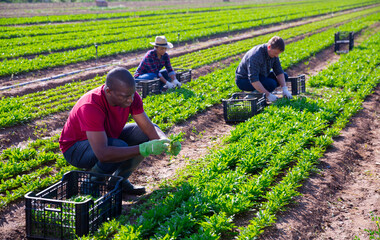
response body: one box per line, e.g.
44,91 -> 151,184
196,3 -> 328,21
45,207 -> 62,212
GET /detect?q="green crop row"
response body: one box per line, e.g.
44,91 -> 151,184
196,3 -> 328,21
0,7 -> 300,59
0,13 -> 378,210
0,2 -> 282,26
0,0 -> 375,76
0,134 -> 78,208
83,26 -> 380,240
169,7 -> 380,69
2,0 -> 367,47
1,0 -> 370,41
0,166 -> 52,193
1,2 -> 316,40
0,2 -> 313,39
0,10 -> 378,130
0,165 -> 76,209
238,30 -> 380,239
0,0 -> 367,26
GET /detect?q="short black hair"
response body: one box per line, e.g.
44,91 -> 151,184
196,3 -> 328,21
268,36 -> 285,51
105,67 -> 135,90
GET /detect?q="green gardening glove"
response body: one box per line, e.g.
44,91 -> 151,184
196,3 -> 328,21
139,139 -> 170,157
168,141 -> 181,156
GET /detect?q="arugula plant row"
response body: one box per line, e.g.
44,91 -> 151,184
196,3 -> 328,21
0,10 -> 377,130
110,107 -> 333,239
0,17 -> 336,209
0,135 -> 69,181
0,0 -> 374,77
0,134 -> 77,209
0,1 -> 333,40
0,14 -> 377,210
0,165 -> 75,209
1,0 -> 337,38
0,0 -> 313,26
169,7 -> 380,69
2,0 -> 373,27
237,31 -> 380,239
0,9 -> 306,59
0,166 -> 52,193
83,27 -> 380,240
1,0 -> 372,42
1,0 -> 368,56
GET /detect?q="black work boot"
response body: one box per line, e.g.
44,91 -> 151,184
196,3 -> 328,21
123,179 -> 146,195
112,156 -> 146,195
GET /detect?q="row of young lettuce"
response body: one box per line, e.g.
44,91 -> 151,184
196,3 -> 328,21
0,7 -> 379,240
0,0 -> 377,77
103,29 -> 379,239
1,7 -> 379,129
0,0 -> 326,26
0,9 -> 378,208
0,1 -> 371,52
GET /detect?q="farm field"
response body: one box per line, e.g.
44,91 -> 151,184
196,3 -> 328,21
0,0 -> 379,239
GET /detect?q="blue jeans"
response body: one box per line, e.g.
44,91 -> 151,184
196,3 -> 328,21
135,70 -> 175,90
63,123 -> 154,176
236,72 -> 288,92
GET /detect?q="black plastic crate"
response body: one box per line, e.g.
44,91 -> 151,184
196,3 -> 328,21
25,171 -> 123,240
286,74 -> 306,95
222,92 -> 267,123
136,78 -> 161,98
334,31 -> 354,53
174,68 -> 192,83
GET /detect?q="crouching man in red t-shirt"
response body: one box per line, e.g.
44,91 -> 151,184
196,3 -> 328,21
59,67 -> 180,195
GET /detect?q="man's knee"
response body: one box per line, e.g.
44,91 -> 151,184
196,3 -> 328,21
119,123 -> 152,145
108,138 -> 128,147
236,77 -> 255,91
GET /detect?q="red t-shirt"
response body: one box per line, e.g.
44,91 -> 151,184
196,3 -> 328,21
59,85 -> 144,153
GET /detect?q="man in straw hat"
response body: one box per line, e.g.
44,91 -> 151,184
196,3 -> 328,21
235,36 -> 292,102
134,36 -> 181,89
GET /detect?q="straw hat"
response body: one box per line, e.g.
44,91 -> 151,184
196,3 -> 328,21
150,36 -> 173,49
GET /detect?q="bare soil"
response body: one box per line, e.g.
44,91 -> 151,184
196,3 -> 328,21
0,12 -> 379,240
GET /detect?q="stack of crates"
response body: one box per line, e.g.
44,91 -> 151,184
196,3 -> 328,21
286,74 -> 306,95
136,78 -> 161,98
175,68 -> 192,84
334,31 -> 354,54
222,93 -> 267,123
25,171 -> 122,240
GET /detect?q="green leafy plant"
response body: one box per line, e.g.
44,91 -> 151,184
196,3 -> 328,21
355,212 -> 380,240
